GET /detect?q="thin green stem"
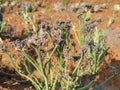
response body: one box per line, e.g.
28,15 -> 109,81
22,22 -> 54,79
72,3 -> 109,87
6,52 -> 41,90
75,81 -> 94,90
73,53 -> 83,74
35,47 -> 49,90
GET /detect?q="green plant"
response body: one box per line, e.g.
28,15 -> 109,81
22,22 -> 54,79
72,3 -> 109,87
0,21 -> 5,32
0,0 -> 11,4
4,5 -> 108,90
17,11 -> 37,36
114,4 -> 120,11
113,4 -> 120,20
62,0 -> 68,6
20,2 -> 36,12
0,21 -> 5,43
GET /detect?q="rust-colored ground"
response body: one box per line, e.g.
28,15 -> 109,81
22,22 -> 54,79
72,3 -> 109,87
0,0 -> 120,90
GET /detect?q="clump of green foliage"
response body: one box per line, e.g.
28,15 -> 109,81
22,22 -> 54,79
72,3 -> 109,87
0,2 -> 118,90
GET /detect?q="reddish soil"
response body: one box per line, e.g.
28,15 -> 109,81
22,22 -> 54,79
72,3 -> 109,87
0,0 -> 120,90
